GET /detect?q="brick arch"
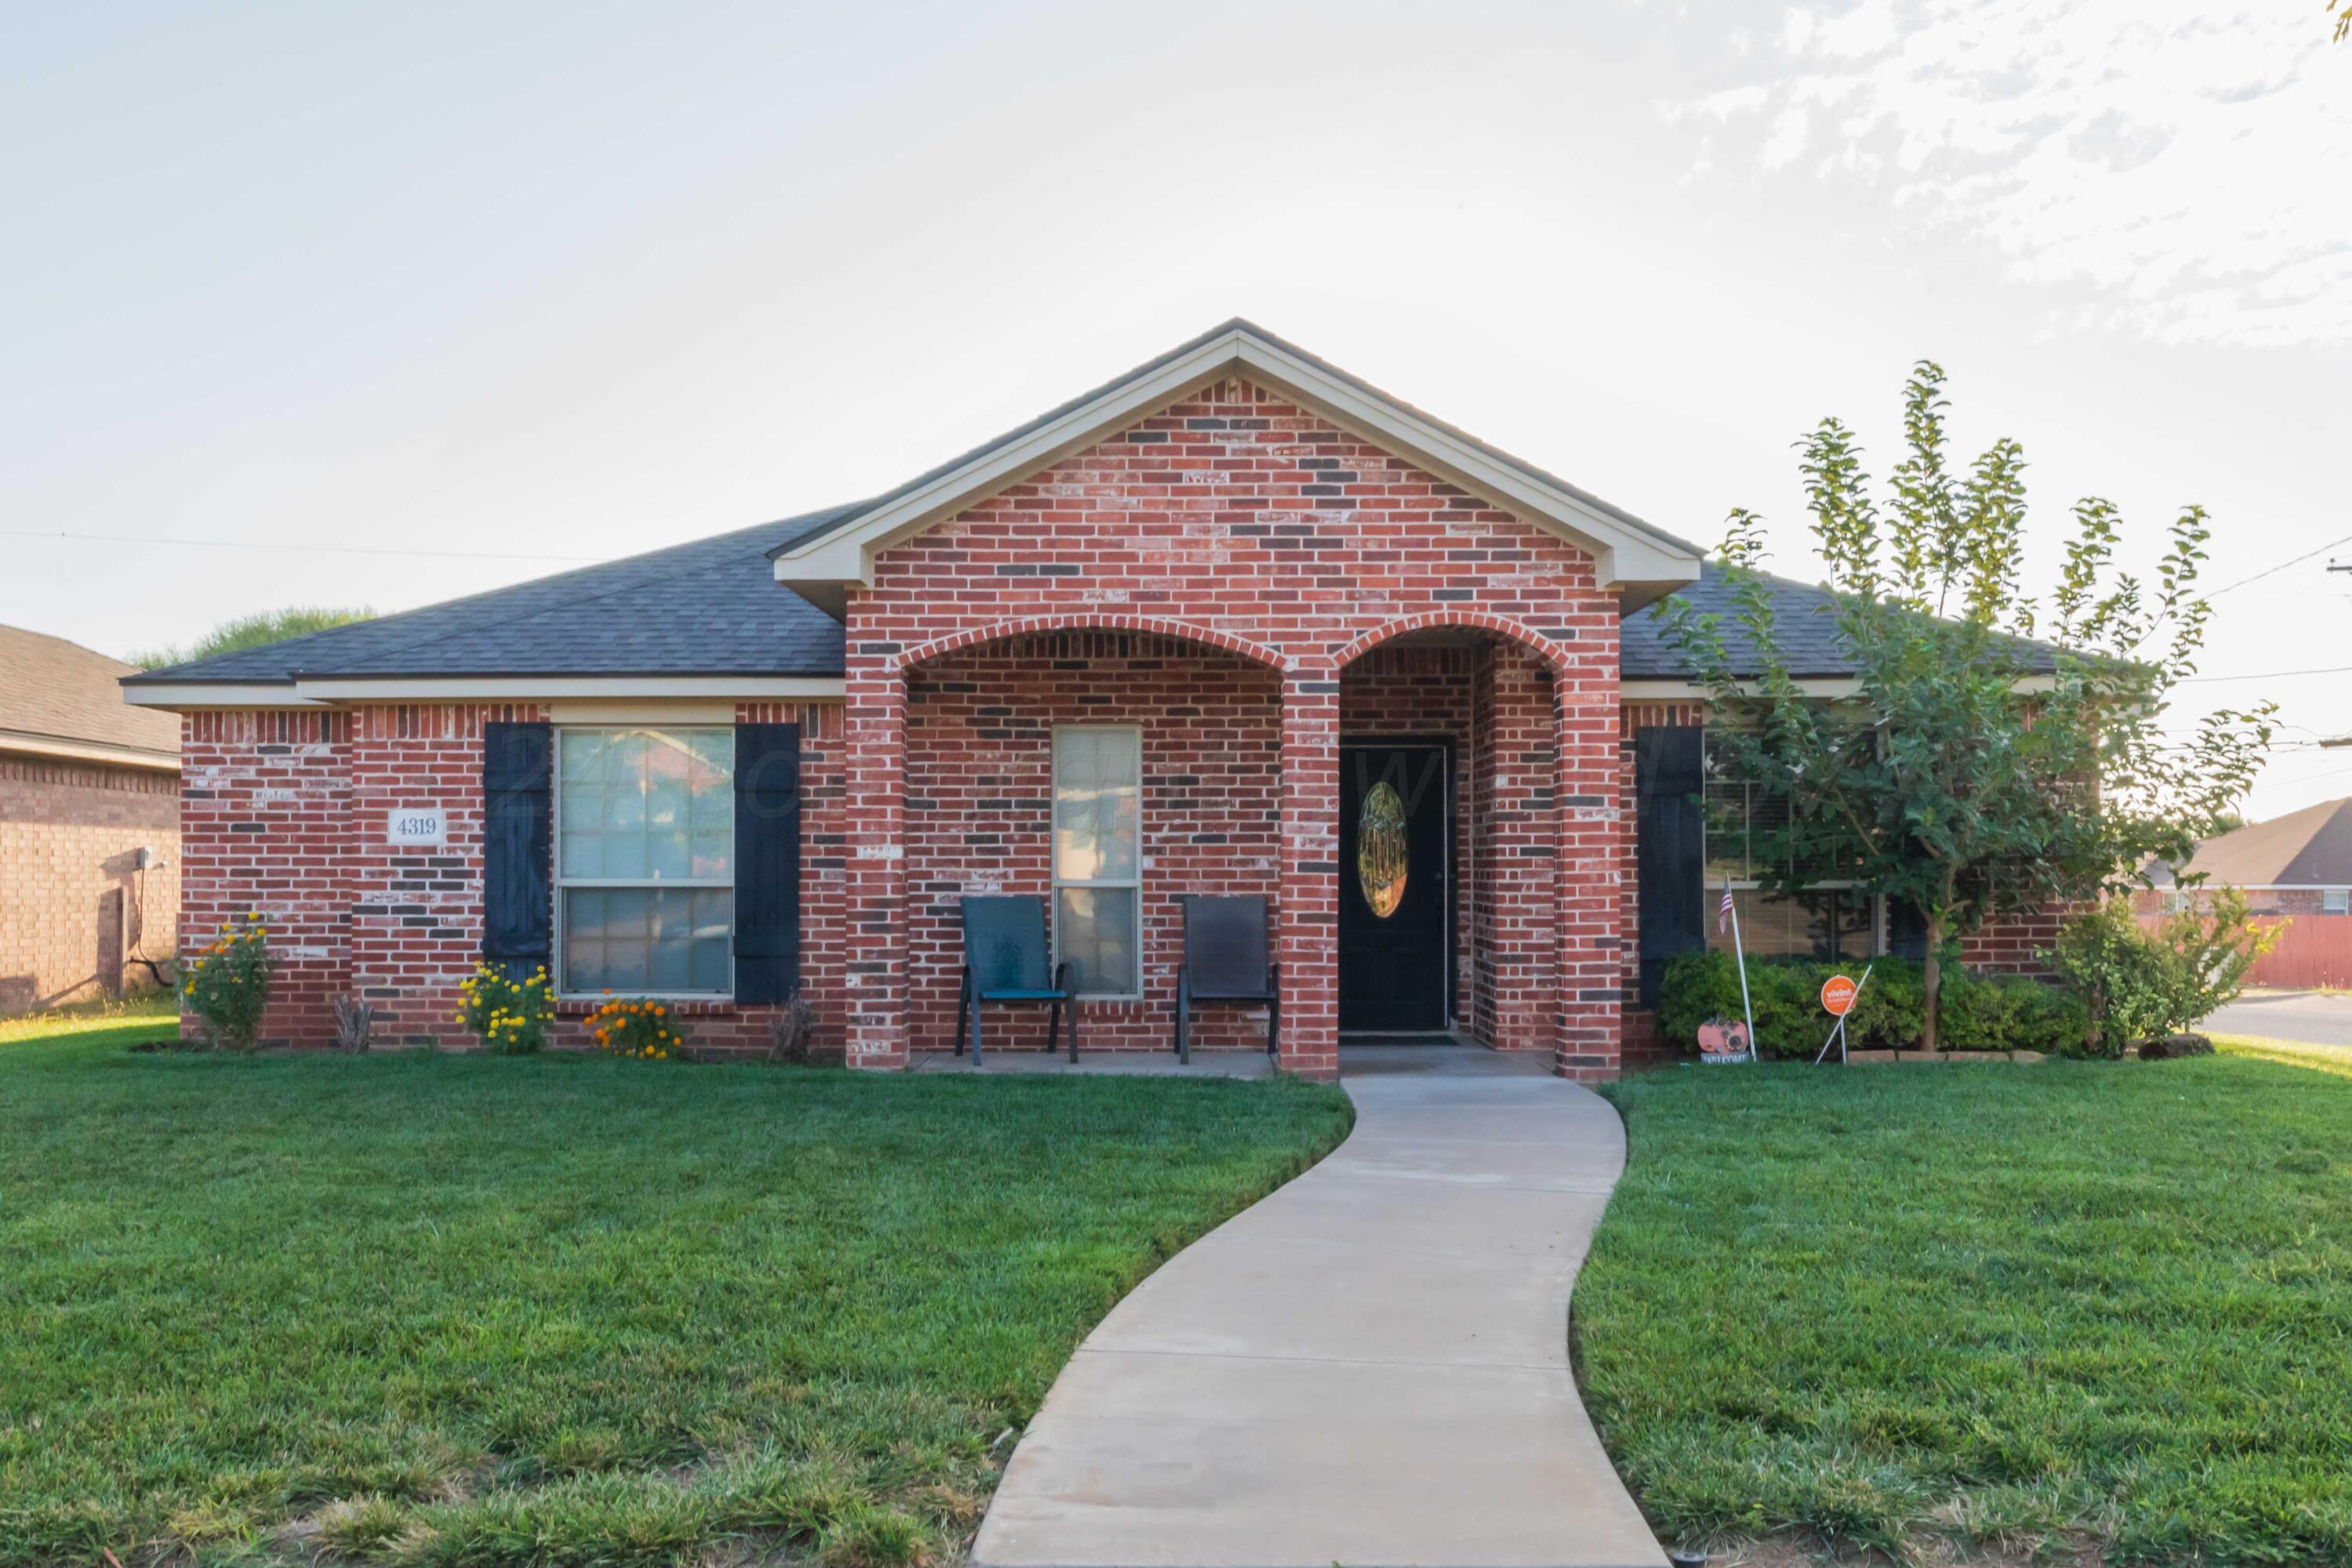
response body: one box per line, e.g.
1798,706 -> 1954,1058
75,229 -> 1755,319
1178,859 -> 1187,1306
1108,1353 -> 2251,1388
895,615 -> 1292,674
1331,612 -> 1576,677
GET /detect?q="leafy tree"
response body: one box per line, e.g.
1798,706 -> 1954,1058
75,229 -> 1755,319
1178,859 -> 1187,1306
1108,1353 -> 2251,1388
130,605 -> 372,670
1664,361 -> 2271,1051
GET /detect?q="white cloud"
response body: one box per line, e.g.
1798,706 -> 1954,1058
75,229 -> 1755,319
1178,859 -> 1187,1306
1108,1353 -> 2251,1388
1670,0 -> 2352,347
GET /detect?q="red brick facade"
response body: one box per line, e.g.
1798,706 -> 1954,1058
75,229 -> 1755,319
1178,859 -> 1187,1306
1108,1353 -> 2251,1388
158,374 -> 2076,1077
179,702 -> 843,1055
0,753 -> 180,1014
840,378 -> 1627,1081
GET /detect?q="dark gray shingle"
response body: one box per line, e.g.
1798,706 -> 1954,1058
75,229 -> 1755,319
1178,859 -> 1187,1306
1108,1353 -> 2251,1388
1623,562 -> 2065,680
132,506 -> 858,684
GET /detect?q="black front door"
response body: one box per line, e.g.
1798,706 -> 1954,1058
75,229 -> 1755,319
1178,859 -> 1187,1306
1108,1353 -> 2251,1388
1338,743 -> 1451,1032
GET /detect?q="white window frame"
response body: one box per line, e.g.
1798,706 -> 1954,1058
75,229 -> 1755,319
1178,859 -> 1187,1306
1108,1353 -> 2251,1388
1051,724 -> 1144,1001
552,725 -> 735,1000
2326,887 -> 2350,916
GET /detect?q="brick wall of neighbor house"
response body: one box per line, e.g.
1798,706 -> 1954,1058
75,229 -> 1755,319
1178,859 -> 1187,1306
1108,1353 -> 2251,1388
0,755 -> 180,1014
2134,886 -> 2337,917
845,377 -> 1626,1080
179,702 -> 844,1056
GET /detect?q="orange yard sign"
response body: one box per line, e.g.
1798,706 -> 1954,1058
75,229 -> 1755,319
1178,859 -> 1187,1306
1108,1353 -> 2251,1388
1820,974 -> 1859,1017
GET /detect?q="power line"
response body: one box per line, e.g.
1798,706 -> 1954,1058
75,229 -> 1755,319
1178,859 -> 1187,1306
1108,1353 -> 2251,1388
1,528 -> 604,564
2202,529 -> 2352,600
2180,662 -> 2352,684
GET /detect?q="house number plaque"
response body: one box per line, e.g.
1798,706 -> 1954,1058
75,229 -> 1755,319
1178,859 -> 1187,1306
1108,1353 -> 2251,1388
386,808 -> 448,848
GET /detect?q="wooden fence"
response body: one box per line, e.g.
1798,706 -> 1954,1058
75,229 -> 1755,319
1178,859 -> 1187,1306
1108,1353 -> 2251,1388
2137,913 -> 2352,990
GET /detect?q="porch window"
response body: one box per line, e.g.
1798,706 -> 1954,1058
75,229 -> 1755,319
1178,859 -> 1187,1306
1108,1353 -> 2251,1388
1702,732 -> 1878,961
555,728 -> 734,995
1052,725 -> 1142,998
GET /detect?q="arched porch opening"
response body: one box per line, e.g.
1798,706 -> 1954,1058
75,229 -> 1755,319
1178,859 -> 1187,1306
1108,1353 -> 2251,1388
1333,615 -> 1621,1080
893,619 -> 1290,1064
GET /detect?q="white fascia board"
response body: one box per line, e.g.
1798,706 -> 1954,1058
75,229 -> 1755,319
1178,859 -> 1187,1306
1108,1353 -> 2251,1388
772,325 -> 1704,597
120,682 -> 327,710
122,677 -> 845,709
0,730 -> 180,771
1622,675 -> 2060,702
293,676 -> 846,702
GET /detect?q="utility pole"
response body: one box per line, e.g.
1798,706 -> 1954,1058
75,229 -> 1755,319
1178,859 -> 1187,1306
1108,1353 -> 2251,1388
2323,561 -> 2351,750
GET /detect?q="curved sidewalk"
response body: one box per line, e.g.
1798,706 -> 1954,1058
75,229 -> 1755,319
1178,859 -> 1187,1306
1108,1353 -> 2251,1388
971,1047 -> 1667,1568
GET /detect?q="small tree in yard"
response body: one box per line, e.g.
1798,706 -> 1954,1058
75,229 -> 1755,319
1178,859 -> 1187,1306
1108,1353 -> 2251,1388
1664,361 -> 2272,1051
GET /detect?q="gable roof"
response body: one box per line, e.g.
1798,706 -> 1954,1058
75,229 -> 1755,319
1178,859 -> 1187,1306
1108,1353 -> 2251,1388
2150,797 -> 2352,889
2,624 -> 180,766
768,318 -> 1705,615
1621,563 -> 2066,681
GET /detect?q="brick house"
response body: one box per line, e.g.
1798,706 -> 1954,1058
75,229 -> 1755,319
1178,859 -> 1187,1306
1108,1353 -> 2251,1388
122,322 -> 2058,1077
2,625 -> 180,1014
2135,798 -> 2352,919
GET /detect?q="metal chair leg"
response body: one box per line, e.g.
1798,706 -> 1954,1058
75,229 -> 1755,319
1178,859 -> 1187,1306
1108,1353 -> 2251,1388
954,967 -> 971,1058
1267,963 -> 1281,1058
970,994 -> 983,1066
1045,995 -> 1062,1054
1177,972 -> 1191,1065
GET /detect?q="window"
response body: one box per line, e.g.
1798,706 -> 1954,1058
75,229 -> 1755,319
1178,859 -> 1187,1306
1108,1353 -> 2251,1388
556,728 -> 734,995
2327,888 -> 2350,915
1702,732 -> 1878,961
1052,725 -> 1142,997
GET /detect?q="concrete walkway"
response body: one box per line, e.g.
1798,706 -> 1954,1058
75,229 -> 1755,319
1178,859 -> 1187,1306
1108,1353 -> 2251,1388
971,1047 -> 1666,1568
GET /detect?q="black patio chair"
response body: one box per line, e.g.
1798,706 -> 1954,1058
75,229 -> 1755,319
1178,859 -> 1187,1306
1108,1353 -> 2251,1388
953,895 -> 1077,1064
1171,895 -> 1279,1064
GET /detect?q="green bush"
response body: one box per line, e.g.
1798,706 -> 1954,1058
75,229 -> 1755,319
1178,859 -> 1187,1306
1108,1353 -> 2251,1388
178,912 -> 276,1051
2045,892 -> 2278,1058
1657,950 -> 2085,1058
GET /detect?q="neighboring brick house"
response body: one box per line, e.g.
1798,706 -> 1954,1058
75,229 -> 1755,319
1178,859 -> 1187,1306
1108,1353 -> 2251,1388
122,321 -> 2063,1077
2,625 -> 180,1014
2136,799 -> 2352,918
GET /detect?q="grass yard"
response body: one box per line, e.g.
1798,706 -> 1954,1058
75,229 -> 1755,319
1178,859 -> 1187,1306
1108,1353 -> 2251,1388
0,1003 -> 1350,1567
1579,1048 -> 2352,1567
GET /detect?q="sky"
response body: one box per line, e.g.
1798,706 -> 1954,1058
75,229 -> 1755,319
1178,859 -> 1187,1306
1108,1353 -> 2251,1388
3,0 -> 2345,818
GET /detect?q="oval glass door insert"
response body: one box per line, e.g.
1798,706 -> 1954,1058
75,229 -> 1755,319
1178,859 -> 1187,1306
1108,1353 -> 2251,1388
1357,781 -> 1408,918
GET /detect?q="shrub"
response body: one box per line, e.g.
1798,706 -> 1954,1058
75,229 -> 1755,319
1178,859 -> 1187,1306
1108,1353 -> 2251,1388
180,912 -> 275,1051
2047,891 -> 2278,1058
456,964 -> 555,1054
589,996 -> 684,1061
1657,949 -> 2085,1057
768,989 -> 818,1064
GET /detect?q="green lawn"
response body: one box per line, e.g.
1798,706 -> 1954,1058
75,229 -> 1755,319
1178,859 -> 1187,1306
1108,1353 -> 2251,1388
0,1005 -> 1350,1567
1580,1049 -> 2352,1566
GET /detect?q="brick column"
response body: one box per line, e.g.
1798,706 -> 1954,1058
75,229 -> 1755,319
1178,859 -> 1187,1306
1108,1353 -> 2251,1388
843,662 -> 909,1069
1277,670 -> 1340,1081
1555,677 -> 1624,1080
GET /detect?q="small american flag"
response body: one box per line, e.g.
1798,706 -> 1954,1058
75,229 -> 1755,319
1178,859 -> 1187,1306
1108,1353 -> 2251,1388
1719,882 -> 1736,935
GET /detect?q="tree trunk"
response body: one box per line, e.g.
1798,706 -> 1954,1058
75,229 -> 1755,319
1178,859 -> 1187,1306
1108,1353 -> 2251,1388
1922,909 -> 1944,1054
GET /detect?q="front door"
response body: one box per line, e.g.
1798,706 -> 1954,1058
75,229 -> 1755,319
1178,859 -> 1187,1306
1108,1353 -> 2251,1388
1338,743 -> 1451,1032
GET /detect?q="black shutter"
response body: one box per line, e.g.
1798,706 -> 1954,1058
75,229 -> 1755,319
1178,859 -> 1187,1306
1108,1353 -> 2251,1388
482,721 -> 553,982
1635,724 -> 1707,1008
732,722 -> 802,1004
1887,898 -> 1929,960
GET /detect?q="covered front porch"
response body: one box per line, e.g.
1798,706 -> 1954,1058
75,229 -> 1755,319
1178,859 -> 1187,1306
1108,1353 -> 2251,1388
839,616 -> 1625,1080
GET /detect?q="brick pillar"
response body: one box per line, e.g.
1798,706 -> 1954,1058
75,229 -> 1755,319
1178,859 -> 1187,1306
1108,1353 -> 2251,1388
843,662 -> 909,1069
1277,670 -> 1340,1081
1555,678 -> 1624,1080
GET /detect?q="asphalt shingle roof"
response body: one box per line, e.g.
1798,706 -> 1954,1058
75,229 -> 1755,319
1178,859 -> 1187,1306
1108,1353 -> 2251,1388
2149,797 -> 2352,888
2,625 -> 181,753
132,506 -> 858,685
1620,562 -> 2065,681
